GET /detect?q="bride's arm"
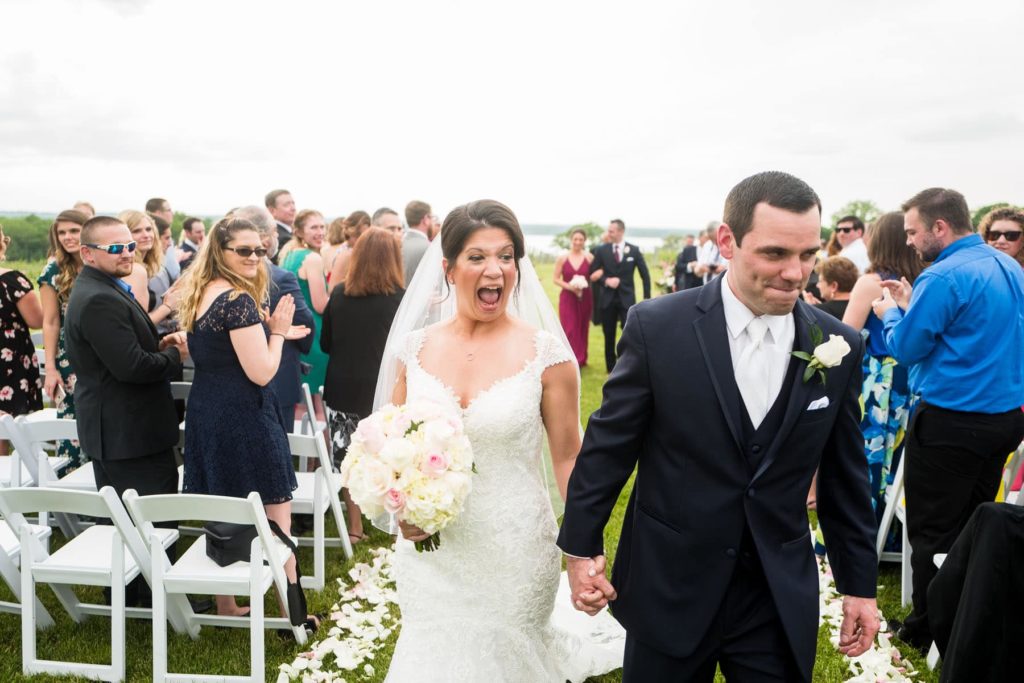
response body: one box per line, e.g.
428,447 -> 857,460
541,361 -> 583,502
390,362 -> 407,405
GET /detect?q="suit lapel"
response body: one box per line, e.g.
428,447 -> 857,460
751,300 -> 817,482
105,271 -> 160,340
693,277 -> 743,453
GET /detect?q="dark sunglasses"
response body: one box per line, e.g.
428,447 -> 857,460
225,246 -> 269,258
834,227 -> 858,234
987,230 -> 1022,243
84,241 -> 137,254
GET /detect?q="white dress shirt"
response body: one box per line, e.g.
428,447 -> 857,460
720,275 -> 795,427
839,237 -> 870,274
697,240 -> 724,283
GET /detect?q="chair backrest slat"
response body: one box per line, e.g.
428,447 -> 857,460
18,418 -> 79,443
124,491 -> 260,526
0,486 -> 110,518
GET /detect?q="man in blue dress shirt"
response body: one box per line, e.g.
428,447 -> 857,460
873,187 -> 1024,652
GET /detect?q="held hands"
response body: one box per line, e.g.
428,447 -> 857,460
159,331 -> 189,360
837,596 -> 880,657
566,555 -> 617,616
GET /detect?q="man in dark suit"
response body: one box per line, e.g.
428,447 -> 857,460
235,205 -> 315,425
64,216 -> 186,602
178,216 -> 205,270
558,172 -> 879,682
673,234 -> 701,290
589,219 -> 651,372
265,188 -> 297,264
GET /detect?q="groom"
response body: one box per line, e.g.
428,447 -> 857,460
558,171 -> 879,681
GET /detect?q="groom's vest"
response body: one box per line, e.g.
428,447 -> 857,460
735,357 -> 800,571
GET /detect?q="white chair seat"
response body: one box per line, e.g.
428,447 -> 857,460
164,534 -> 293,595
48,461 -> 96,491
0,522 -> 51,559
22,408 -> 59,423
35,526 -> 177,585
290,471 -> 341,513
0,456 -> 70,487
292,418 -> 327,435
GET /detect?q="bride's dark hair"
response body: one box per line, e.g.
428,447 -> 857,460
440,200 -> 526,290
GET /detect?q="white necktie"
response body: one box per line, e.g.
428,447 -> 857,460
736,317 -> 771,428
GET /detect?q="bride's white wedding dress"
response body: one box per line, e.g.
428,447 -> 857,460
385,327 -> 625,683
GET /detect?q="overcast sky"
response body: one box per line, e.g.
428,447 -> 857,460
2,0 -> 1021,228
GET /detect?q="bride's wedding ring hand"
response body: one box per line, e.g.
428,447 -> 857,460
399,520 -> 430,542
566,555 -> 617,617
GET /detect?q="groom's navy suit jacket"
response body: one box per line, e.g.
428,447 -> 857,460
557,275 -> 877,681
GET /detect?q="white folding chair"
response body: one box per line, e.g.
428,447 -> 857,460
11,412 -> 82,490
171,381 -> 191,456
0,510 -> 54,628
0,413 -> 26,487
925,553 -> 947,670
292,383 -> 327,471
875,454 -> 913,605
0,486 -> 189,682
289,431 -> 353,590
123,490 -> 307,683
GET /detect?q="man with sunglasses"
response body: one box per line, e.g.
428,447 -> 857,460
872,188 -> 1024,654
64,216 -> 187,604
835,215 -> 870,273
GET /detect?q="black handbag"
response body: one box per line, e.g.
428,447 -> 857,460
203,520 -> 308,627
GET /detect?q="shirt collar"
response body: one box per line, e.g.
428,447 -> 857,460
935,233 -> 983,263
720,274 -> 789,343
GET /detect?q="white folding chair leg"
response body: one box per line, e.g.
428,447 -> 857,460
301,473 -> 326,591
0,549 -> 54,628
327,472 -> 354,561
901,522 -> 912,607
20,526 -> 36,678
110,538 -> 126,682
152,534 -> 168,682
926,642 -> 940,669
250,536 -> 265,683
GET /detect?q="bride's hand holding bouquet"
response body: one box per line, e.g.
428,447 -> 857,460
339,400 -> 475,552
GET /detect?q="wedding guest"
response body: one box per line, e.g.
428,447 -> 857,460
978,206 -> 1024,268
265,189 -> 297,261
554,228 -> 594,366
328,210 -> 371,288
177,216 -> 313,621
321,217 -> 347,286
73,201 -> 96,218
828,213 -> 925,539
120,210 -> 177,322
825,231 -> 842,257
0,225 -> 44,450
279,209 -> 330,421
64,215 -> 187,607
178,217 -> 205,270
371,207 -> 403,238
38,209 -> 88,467
836,215 -> 870,273
672,234 -> 700,291
693,222 -> 725,284
872,188 -> 1024,652
145,197 -> 174,226
153,214 -> 181,284
402,200 -> 435,285
320,228 -> 404,543
233,204 -> 315,426
805,256 -> 857,319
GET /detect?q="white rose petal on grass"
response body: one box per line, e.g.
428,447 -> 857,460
813,334 -> 851,368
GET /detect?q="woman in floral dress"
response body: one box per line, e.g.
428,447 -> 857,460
38,209 -> 88,467
0,226 -> 44,449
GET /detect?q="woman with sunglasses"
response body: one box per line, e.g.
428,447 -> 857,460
979,206 -> 1024,268
278,209 -> 329,424
176,216 -> 314,620
37,209 -> 89,467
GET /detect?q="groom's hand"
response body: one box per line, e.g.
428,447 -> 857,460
838,596 -> 880,657
566,555 -> 617,616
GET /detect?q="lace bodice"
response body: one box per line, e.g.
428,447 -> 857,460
385,326 -> 624,682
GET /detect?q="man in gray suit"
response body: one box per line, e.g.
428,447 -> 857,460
402,200 -> 435,285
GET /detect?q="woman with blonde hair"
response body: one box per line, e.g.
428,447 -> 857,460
321,216 -> 347,283
38,209 -> 89,466
320,228 -> 405,542
279,209 -> 330,420
978,206 -> 1024,269
328,210 -> 372,288
177,216 -> 315,622
118,210 -> 181,326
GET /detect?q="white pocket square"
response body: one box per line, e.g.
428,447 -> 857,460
806,396 -> 830,411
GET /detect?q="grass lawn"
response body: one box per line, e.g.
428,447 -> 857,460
0,258 -> 937,681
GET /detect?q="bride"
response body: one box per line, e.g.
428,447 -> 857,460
378,200 -> 624,682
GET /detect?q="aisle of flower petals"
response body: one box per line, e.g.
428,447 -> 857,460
816,537 -> 917,682
277,548 -> 398,682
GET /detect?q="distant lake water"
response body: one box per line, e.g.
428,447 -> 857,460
522,224 -> 690,255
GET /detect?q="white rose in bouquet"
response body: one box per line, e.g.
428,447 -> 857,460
568,274 -> 589,291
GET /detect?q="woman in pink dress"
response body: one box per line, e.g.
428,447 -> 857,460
554,228 -> 594,366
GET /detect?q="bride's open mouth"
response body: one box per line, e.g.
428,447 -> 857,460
476,285 -> 503,312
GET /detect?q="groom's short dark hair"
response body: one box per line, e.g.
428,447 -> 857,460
723,171 -> 821,246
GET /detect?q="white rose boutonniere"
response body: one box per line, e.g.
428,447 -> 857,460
791,324 -> 851,385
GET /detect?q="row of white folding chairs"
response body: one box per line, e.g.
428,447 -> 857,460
0,485 -> 305,682
2,387 -> 352,589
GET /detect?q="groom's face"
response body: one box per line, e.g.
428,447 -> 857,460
719,203 -> 821,316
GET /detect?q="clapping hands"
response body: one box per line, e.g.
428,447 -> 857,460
268,294 -> 311,341
871,277 -> 913,318
566,555 -> 617,616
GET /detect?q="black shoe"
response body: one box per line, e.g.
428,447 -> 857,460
188,597 -> 215,614
887,618 -> 931,655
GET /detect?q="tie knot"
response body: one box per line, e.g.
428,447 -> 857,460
746,317 -> 769,346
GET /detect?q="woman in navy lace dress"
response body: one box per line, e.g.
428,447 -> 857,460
177,216 -> 311,617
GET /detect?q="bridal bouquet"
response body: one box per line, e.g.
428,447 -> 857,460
339,401 -> 474,552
